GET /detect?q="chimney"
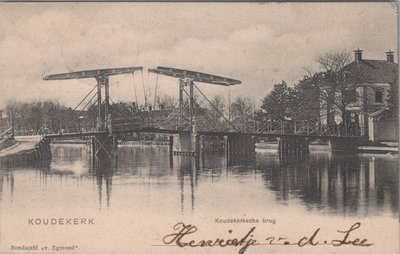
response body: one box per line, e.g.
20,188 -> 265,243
354,49 -> 363,61
386,50 -> 394,63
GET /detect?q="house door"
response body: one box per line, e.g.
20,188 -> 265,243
345,112 -> 360,135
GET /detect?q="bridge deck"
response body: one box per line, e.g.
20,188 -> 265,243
43,128 -> 361,141
45,131 -> 108,139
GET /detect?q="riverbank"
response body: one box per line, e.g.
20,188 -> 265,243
2,137 -> 397,158
0,135 -> 51,166
50,140 -> 399,154
256,142 -> 399,154
0,137 -> 17,151
0,137 -> 37,158
256,142 -> 331,152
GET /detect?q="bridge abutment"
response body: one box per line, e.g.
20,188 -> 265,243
328,137 -> 358,153
91,134 -> 118,163
172,132 -> 198,156
277,136 -> 310,159
225,134 -> 255,156
224,134 -> 256,165
171,133 -> 251,160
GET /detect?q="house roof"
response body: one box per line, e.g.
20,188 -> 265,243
342,59 -> 397,84
368,106 -> 390,118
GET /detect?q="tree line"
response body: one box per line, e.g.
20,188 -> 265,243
5,101 -> 69,134
4,50 -> 397,135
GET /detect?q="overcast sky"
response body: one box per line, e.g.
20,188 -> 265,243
0,2 -> 397,108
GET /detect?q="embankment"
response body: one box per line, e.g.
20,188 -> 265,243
0,136 -> 51,167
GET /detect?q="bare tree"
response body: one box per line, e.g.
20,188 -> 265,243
316,50 -> 350,73
315,50 -> 363,131
208,95 -> 226,122
155,95 -> 177,110
230,96 -> 255,132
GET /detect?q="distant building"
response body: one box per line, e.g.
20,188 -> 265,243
0,110 -> 10,133
320,49 -> 398,142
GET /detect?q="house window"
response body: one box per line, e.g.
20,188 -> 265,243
350,113 -> 359,124
375,90 -> 383,103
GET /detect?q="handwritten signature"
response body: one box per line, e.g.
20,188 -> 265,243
162,222 -> 373,254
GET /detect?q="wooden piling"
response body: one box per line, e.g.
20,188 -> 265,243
169,135 -> 174,157
278,136 -> 310,161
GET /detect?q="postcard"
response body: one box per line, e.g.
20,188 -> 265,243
0,2 -> 398,254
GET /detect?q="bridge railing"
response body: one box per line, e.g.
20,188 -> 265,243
113,116 -> 160,131
0,127 -> 13,139
255,120 -> 361,137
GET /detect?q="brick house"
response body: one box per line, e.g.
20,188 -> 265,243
320,49 -> 398,142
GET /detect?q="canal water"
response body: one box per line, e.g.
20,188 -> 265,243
0,144 -> 398,254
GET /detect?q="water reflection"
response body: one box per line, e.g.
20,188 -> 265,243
93,158 -> 114,210
0,145 -> 398,217
0,171 -> 14,202
0,159 -> 51,204
49,145 -> 116,210
258,152 -> 398,216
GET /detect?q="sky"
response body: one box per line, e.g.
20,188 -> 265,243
0,2 -> 397,108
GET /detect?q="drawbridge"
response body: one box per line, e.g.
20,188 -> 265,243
8,65 -> 362,166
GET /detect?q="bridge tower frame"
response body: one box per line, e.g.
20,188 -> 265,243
148,66 -> 241,157
43,67 -> 143,133
178,77 -> 196,132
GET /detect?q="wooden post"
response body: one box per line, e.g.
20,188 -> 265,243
224,136 -> 229,157
169,135 -> 174,157
304,138 -> 310,154
228,136 -> 233,156
252,136 -> 257,154
189,81 -> 194,128
112,135 -> 118,157
104,76 -> 110,122
199,135 -> 204,155
96,79 -> 102,130
195,135 -> 201,163
277,137 -> 282,159
91,136 -> 96,162
178,80 -> 184,129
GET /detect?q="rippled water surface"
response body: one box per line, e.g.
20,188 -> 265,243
0,144 -> 398,253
